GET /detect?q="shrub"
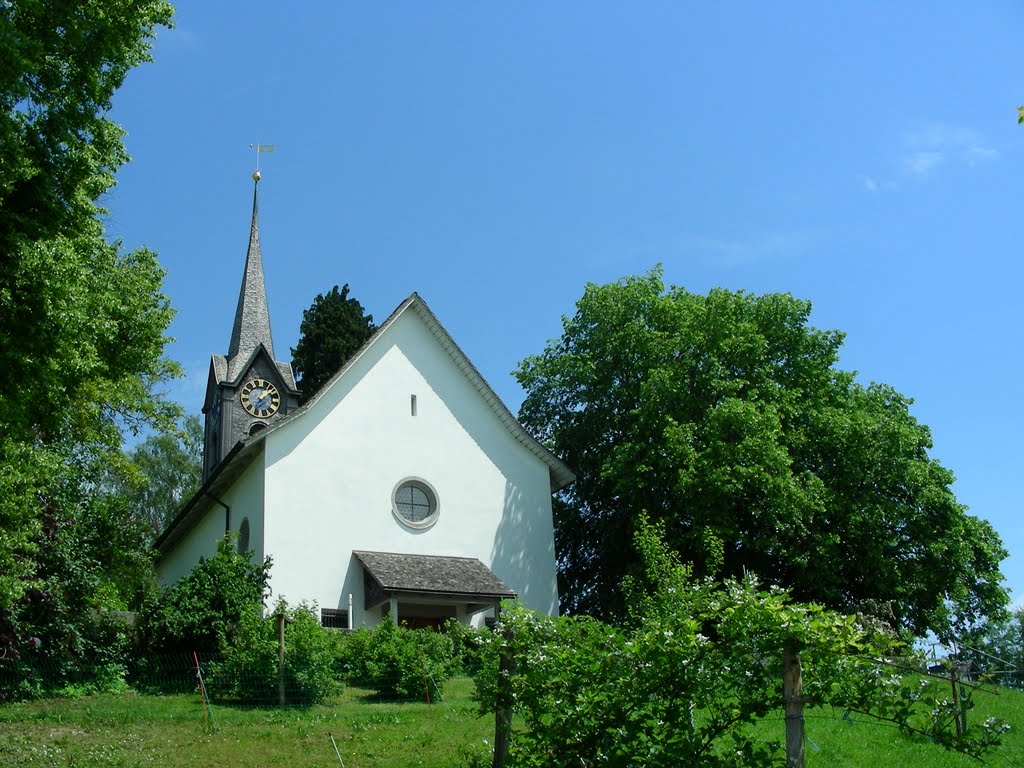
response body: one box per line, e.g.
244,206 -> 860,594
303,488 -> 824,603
137,534 -> 270,656
443,617 -> 488,675
338,618 -> 455,701
208,600 -> 343,706
1,490 -> 152,701
472,521 -> 1010,767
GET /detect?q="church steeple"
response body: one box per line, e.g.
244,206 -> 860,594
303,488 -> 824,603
227,172 -> 275,374
201,169 -> 299,481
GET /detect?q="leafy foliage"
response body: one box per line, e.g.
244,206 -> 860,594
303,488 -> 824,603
291,284 -> 376,403
208,600 -> 343,706
0,0 -> 173,250
961,606 -> 1024,690
338,618 -> 455,701
443,617 -> 488,675
474,520 -> 1008,767
116,415 -> 203,538
0,487 -> 155,700
0,0 -> 177,653
515,268 -> 1007,637
139,536 -> 270,656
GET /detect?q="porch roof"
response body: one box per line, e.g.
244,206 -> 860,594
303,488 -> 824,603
353,550 -> 516,602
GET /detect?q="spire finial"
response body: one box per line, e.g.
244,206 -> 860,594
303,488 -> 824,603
249,143 -> 274,179
228,153 -> 275,367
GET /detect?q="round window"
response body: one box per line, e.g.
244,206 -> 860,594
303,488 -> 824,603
391,479 -> 439,529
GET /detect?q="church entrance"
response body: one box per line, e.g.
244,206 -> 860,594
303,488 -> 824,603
397,603 -> 457,630
395,606 -> 456,630
355,550 -> 516,628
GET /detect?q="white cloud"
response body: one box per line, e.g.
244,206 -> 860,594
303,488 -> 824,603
902,151 -> 944,175
965,145 -> 1000,165
861,123 -> 1001,190
897,123 -> 998,178
858,174 -> 897,193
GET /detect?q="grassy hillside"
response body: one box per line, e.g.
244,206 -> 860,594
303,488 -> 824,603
756,683 -> 1024,768
1,678 -> 1021,767
0,678 -> 493,768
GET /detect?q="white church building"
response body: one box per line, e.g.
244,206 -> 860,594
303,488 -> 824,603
154,175 -> 572,628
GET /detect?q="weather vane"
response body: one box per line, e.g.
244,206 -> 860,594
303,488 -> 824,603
249,143 -> 274,181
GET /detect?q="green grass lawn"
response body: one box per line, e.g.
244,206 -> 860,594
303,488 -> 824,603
0,677 -> 493,768
752,683 -> 1024,768
1,678 -> 1022,767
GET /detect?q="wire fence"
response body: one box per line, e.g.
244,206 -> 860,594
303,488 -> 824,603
0,652 -> 460,708
2,646 -> 1020,768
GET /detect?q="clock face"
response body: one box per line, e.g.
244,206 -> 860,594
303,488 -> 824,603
240,378 -> 281,418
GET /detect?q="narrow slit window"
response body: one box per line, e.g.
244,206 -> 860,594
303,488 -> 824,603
411,394 -> 417,416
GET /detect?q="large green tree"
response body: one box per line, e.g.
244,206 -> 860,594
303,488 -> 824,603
516,268 -> 1007,637
291,283 -> 376,403
116,415 -> 203,539
0,0 -> 176,648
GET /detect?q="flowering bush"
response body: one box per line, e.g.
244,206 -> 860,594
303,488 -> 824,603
474,518 -> 1008,767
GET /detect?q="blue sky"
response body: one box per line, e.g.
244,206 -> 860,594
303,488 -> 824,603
105,3 -> 1024,609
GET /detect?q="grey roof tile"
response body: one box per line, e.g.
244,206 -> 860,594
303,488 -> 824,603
227,183 -> 276,381
354,550 -> 516,598
275,360 -> 297,390
211,354 -> 227,384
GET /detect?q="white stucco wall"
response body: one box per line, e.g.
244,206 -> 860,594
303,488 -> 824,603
156,459 -> 266,585
261,308 -> 559,625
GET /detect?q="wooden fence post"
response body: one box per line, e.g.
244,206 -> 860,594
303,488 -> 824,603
950,663 -> 964,738
278,610 -> 287,707
783,640 -> 805,768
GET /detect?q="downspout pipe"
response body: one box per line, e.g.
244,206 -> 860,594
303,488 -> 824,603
204,492 -> 231,535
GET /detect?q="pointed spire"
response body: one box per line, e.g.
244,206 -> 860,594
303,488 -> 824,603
227,172 -> 275,369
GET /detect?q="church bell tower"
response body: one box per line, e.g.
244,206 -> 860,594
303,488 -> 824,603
201,171 -> 300,480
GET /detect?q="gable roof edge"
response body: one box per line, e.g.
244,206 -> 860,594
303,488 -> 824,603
292,293 -> 574,492
405,296 -> 575,492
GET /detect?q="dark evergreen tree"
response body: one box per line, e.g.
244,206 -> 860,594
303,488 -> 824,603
291,284 -> 376,403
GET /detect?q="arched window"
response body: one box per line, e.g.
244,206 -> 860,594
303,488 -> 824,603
238,517 -> 250,554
